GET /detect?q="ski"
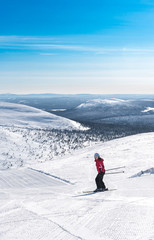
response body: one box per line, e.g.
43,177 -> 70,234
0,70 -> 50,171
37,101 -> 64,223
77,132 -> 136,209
81,189 -> 117,194
74,189 -> 117,197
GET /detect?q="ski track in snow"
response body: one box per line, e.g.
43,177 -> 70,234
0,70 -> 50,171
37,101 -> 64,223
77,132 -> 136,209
0,133 -> 154,239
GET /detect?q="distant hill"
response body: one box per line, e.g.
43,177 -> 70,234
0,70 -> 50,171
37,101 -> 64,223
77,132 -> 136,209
0,102 -> 86,131
59,98 -> 154,127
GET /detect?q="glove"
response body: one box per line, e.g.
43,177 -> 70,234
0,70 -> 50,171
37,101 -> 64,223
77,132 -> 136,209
99,168 -> 102,173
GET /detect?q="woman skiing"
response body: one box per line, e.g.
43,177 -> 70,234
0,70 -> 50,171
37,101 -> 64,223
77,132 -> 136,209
94,153 -> 108,192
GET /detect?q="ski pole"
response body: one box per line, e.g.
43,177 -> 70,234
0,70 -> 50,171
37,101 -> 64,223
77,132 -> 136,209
105,171 -> 125,175
106,166 -> 125,172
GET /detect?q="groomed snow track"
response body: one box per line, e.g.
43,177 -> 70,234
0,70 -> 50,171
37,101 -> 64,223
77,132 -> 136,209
0,167 -> 154,240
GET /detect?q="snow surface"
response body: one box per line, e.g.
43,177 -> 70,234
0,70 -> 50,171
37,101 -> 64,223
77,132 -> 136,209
76,98 -> 130,109
50,109 -> 66,111
0,133 -> 154,240
0,102 -> 86,130
142,107 -> 154,113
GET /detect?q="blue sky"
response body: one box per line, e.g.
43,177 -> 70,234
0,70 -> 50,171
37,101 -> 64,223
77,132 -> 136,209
0,0 -> 154,94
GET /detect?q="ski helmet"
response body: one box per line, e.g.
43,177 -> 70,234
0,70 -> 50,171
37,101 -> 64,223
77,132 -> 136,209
94,153 -> 100,159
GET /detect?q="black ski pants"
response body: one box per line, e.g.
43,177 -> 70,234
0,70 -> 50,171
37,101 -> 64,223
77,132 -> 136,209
95,172 -> 106,189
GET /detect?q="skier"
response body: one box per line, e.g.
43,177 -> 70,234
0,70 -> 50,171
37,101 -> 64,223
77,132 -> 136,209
94,153 -> 108,192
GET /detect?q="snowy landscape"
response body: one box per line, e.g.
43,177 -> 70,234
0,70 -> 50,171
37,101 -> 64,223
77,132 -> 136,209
2,0 -> 154,239
0,100 -> 154,240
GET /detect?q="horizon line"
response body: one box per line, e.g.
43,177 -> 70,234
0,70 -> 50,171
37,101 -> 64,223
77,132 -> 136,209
0,93 -> 154,96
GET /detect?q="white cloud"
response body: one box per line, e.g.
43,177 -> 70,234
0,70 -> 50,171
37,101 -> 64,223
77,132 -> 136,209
1,35 -> 154,54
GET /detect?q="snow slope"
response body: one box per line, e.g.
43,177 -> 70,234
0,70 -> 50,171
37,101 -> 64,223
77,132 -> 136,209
0,102 -> 86,130
0,125 -> 94,169
0,133 -> 154,240
76,98 -> 130,109
0,102 -> 89,169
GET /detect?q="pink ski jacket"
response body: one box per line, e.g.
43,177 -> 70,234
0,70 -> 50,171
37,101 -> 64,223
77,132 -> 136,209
95,158 -> 105,173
